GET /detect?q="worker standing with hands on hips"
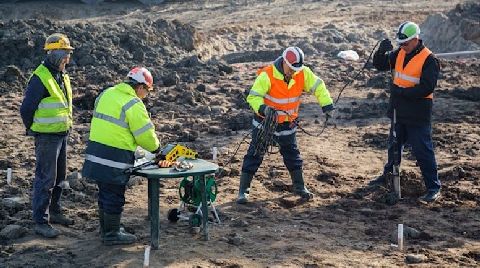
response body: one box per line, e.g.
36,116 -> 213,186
20,33 -> 75,238
82,67 -> 160,245
237,46 -> 334,204
368,21 -> 441,203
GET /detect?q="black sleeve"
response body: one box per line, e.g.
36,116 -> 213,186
20,75 -> 48,130
401,55 -> 440,99
373,49 -> 398,72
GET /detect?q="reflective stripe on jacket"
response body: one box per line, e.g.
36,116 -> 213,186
82,82 -> 160,185
260,65 -> 303,123
30,64 -> 73,133
394,47 -> 433,99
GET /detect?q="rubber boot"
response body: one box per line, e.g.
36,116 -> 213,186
237,172 -> 253,204
290,169 -> 314,200
34,223 -> 60,238
49,210 -> 74,226
99,208 -> 125,238
103,213 -> 136,246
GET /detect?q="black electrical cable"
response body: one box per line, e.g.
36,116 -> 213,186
217,109 -> 279,178
252,107 -> 278,156
295,40 -> 381,137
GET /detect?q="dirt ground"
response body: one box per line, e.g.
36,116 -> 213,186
0,0 -> 479,267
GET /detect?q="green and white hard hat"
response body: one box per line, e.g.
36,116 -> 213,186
396,21 -> 420,44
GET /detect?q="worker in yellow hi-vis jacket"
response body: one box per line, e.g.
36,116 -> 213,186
20,33 -> 75,238
82,67 -> 160,245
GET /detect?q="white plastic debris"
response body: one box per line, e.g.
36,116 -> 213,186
337,50 -> 360,61
212,147 -> 218,161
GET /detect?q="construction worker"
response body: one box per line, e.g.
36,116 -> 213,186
82,67 -> 160,245
237,47 -> 334,204
20,33 -> 75,238
369,21 -> 441,203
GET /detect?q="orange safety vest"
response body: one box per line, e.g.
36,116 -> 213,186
257,65 -> 304,123
394,47 -> 433,99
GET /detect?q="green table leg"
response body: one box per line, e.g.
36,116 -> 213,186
149,178 -> 160,249
199,175 -> 209,241
148,178 -> 152,220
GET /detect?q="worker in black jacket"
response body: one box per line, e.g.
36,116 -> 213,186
368,21 -> 441,203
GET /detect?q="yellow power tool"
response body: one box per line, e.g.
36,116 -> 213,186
158,144 -> 197,161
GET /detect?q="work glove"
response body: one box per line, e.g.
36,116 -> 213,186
389,84 -> 404,96
322,104 -> 335,120
378,39 -> 393,53
258,104 -> 277,117
134,147 -> 146,160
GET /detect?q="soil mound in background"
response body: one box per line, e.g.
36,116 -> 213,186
0,18 -> 199,89
422,1 -> 480,52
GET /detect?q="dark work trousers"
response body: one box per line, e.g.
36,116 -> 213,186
32,134 -> 68,224
97,182 -> 126,215
383,122 -> 441,192
241,120 -> 303,175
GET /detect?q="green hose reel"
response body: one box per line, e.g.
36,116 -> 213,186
179,175 -> 217,206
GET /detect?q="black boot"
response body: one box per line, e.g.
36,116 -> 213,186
34,223 -> 60,238
290,169 -> 313,200
49,210 -> 74,226
99,208 -> 125,238
103,213 -> 136,246
237,172 -> 253,204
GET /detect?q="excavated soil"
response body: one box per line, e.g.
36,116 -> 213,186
0,0 -> 479,267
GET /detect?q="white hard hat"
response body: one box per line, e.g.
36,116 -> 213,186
127,67 -> 153,90
282,46 -> 305,71
396,21 -> 421,44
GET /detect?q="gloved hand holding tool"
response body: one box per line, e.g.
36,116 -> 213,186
378,38 -> 393,53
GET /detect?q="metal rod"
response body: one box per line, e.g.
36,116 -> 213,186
392,109 -> 401,199
436,50 -> 480,59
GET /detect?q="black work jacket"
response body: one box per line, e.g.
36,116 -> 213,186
373,40 -> 440,125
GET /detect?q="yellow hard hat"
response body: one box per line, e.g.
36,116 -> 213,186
44,33 -> 74,51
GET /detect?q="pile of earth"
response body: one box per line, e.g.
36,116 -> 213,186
0,17 -> 252,142
422,1 -> 480,53
0,17 -> 200,89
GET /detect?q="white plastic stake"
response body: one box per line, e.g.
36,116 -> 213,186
143,245 -> 151,268
212,147 -> 218,161
398,224 -> 404,251
6,168 -> 12,185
